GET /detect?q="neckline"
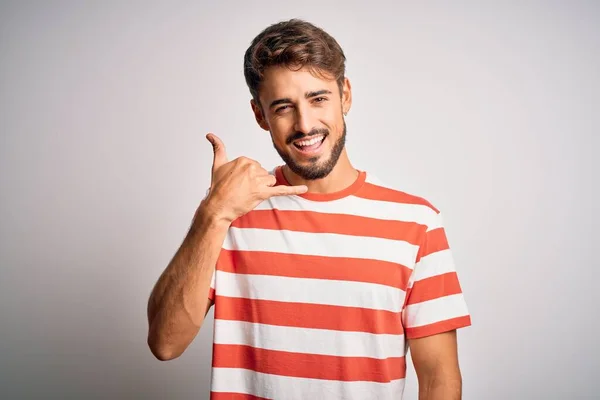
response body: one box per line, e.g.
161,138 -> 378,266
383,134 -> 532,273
274,165 -> 367,202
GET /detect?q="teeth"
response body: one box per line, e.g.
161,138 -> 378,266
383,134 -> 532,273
296,136 -> 324,147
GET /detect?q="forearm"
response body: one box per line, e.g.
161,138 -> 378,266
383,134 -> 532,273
418,372 -> 462,400
147,201 -> 229,360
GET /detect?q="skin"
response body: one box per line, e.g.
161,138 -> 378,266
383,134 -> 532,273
411,330 -> 463,400
251,65 -> 359,193
147,63 -> 463,399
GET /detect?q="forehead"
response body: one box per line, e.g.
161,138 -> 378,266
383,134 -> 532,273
258,65 -> 338,103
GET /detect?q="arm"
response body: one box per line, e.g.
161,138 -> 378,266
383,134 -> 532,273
146,133 -> 307,361
146,201 -> 229,361
403,206 -> 471,398
409,330 -> 462,399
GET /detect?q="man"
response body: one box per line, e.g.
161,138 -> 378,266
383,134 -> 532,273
147,18 -> 471,400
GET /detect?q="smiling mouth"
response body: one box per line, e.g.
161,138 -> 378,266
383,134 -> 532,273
293,135 -> 326,152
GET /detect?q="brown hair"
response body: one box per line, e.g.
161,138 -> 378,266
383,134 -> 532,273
243,19 -> 347,107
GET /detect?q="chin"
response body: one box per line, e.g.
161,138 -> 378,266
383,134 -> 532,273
273,121 -> 346,180
290,164 -> 334,180
286,153 -> 337,180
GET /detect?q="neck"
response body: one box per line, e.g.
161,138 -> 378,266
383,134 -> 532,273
282,149 -> 358,194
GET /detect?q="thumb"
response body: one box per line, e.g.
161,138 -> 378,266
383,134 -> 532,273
206,133 -> 228,170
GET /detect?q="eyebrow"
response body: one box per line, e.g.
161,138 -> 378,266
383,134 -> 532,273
269,89 -> 333,109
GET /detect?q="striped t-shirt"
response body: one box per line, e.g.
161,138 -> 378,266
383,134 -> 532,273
206,165 -> 471,400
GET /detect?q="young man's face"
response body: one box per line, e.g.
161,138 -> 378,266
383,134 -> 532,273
252,65 -> 352,180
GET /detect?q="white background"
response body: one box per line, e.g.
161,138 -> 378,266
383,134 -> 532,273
0,1 -> 597,399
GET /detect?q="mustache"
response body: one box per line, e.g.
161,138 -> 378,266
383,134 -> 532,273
285,128 -> 329,145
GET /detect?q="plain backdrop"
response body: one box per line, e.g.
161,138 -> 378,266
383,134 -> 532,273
0,1 -> 598,399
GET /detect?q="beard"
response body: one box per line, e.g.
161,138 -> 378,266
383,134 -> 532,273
272,120 -> 347,180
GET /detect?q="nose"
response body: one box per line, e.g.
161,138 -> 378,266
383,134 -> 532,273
293,105 -> 315,135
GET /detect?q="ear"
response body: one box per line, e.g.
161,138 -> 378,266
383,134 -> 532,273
251,99 -> 270,131
341,77 -> 352,115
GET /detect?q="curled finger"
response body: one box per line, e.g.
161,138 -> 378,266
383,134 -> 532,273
257,174 -> 277,187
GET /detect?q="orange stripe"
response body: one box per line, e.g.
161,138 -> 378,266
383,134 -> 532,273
214,296 -> 404,335
208,288 -> 216,301
425,227 -> 450,254
211,393 -> 270,400
357,182 -> 439,212
232,209 -> 423,245
216,249 -> 412,290
416,227 -> 450,261
212,344 -> 406,382
405,315 -> 472,339
406,272 -> 463,305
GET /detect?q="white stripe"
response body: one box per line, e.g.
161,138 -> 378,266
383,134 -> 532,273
224,227 -> 419,267
254,192 -> 441,230
412,249 -> 456,282
403,293 -> 469,328
209,268 -> 216,290
425,211 -> 444,233
425,217 -> 443,232
216,271 -> 404,312
211,368 -> 406,400
214,319 -> 406,358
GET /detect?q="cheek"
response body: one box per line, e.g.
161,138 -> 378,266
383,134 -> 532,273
271,116 -> 290,130
269,120 -> 293,143
323,109 -> 342,128
269,129 -> 288,148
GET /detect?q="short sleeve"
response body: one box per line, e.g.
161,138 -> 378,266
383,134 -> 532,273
201,185 -> 217,303
402,211 -> 471,339
208,267 -> 216,303
208,241 -> 230,305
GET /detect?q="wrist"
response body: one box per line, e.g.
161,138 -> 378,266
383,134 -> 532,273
194,197 -> 231,231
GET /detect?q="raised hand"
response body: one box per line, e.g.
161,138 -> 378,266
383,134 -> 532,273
203,133 -> 307,224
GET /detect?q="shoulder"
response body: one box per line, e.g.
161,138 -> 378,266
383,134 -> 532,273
361,172 -> 440,214
358,171 -> 446,232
